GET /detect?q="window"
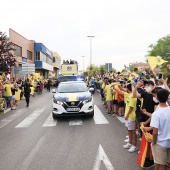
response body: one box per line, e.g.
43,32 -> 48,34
53,57 -> 55,63
27,50 -> 32,60
14,45 -> 22,56
36,51 -> 40,60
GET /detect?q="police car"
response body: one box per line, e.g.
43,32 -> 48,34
52,81 -> 94,118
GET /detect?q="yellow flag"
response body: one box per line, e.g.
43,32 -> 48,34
147,56 -> 168,69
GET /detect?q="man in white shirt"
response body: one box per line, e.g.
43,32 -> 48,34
150,89 -> 170,170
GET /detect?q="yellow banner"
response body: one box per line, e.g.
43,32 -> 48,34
147,56 -> 168,69
61,64 -> 78,75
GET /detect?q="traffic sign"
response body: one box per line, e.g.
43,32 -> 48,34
22,63 -> 35,75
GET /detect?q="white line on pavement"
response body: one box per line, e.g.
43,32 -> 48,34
93,105 -> 109,124
69,118 -> 83,126
116,116 -> 126,123
0,108 -> 27,128
15,106 -> 47,128
18,136 -> 45,170
93,144 -> 114,170
4,108 -> 11,114
42,113 -> 57,127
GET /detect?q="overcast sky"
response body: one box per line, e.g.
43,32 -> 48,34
1,0 -> 170,71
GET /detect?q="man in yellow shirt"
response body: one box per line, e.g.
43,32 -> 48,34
104,79 -> 113,115
123,83 -> 138,153
4,80 -> 16,110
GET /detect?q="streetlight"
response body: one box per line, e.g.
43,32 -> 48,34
87,36 -> 95,66
81,56 -> 85,72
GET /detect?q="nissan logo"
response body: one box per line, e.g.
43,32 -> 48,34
71,102 -> 75,106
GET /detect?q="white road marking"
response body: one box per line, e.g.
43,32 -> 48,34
42,113 -> 57,127
117,116 -> 125,123
4,108 -> 11,114
93,105 -> 109,124
93,144 -> 114,170
18,136 -> 45,170
69,118 -> 83,126
15,106 -> 47,128
0,108 -> 27,128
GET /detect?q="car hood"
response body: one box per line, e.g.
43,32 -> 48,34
53,92 -> 91,102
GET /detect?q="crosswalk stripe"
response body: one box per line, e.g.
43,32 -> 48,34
93,105 -> 109,124
117,116 -> 126,123
42,113 -> 57,127
15,106 -> 47,128
0,108 -> 27,128
69,118 -> 83,126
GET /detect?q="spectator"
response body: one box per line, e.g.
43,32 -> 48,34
123,83 -> 138,153
150,89 -> 170,170
4,80 -> 16,110
104,79 -> 113,115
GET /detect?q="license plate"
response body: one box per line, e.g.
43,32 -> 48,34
67,108 -> 80,112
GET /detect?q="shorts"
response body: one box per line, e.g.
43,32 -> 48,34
5,96 -> 13,103
113,100 -> 118,105
151,143 -> 170,165
107,100 -> 113,105
125,120 -> 135,131
118,101 -> 124,107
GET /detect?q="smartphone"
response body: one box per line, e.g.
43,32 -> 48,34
158,73 -> 163,79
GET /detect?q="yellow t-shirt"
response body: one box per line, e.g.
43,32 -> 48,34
123,92 -> 129,104
113,85 -> 118,100
125,92 -> 137,121
101,82 -> 105,90
104,84 -> 113,101
4,84 -> 14,97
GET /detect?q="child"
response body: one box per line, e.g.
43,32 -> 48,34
150,89 -> 170,170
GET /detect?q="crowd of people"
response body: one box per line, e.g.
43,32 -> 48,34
0,73 -> 59,111
87,68 -> 170,170
62,59 -> 78,64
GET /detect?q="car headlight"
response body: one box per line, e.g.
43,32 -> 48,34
83,97 -> 92,104
53,98 -> 63,105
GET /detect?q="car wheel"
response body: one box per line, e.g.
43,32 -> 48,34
52,112 -> 57,119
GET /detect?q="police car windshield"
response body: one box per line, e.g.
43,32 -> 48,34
57,83 -> 87,93
58,76 -> 85,82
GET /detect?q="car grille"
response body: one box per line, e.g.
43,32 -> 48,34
62,101 -> 84,112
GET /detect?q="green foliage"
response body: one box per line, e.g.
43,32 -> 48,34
148,35 -> 170,73
0,31 -> 16,74
128,63 -> 136,72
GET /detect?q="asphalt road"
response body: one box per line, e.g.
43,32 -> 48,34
0,90 -> 154,170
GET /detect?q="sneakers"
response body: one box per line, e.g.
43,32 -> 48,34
143,160 -> 154,169
111,113 -> 118,117
123,143 -> 131,149
11,107 -> 16,110
126,135 -> 129,139
124,138 -> 130,143
128,145 -> 138,153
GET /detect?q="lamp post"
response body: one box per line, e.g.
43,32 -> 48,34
87,36 -> 95,66
81,56 -> 85,72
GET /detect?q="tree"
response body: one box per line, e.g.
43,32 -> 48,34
148,35 -> 170,73
0,31 -> 16,75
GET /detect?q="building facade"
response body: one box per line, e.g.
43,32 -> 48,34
34,43 -> 53,78
9,28 -> 34,79
51,51 -> 61,77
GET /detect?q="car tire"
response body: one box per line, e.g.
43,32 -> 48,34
89,111 -> 94,117
52,112 -> 57,119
